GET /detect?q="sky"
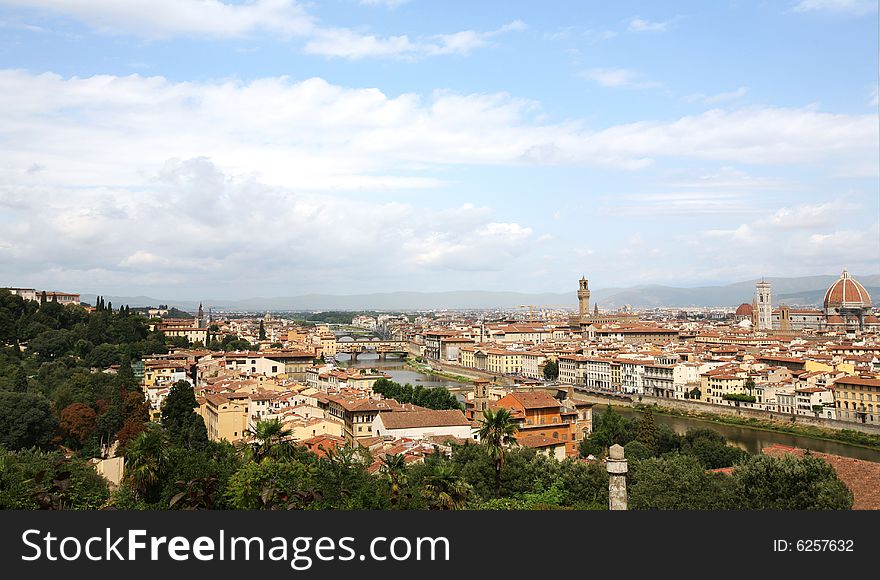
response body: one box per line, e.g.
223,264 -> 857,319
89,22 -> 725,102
0,0 -> 877,300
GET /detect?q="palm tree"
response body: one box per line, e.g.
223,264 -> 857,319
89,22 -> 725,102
123,427 -> 171,500
380,453 -> 408,508
249,419 -> 292,463
422,463 -> 471,510
477,407 -> 518,498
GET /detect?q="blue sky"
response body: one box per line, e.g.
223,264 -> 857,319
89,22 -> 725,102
0,0 -> 877,299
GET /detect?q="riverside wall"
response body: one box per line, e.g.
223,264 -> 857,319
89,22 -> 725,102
564,390 -> 880,435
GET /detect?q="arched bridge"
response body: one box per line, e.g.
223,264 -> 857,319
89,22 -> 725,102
335,339 -> 410,361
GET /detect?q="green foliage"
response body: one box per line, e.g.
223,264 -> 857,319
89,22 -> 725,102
122,425 -> 172,502
680,429 -> 749,469
728,453 -> 853,510
580,405 -> 638,457
225,459 -> 314,510
0,447 -> 109,509
478,407 -> 519,498
543,359 -> 560,380
371,377 -> 463,411
161,380 -> 208,450
630,454 -> 733,510
723,393 -> 757,403
635,407 -> 657,453
0,392 -> 58,450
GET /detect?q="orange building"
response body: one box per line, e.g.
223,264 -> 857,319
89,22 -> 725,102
492,390 -> 591,457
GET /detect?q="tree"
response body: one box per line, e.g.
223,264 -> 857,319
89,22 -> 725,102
258,320 -> 266,341
421,463 -> 471,510
543,359 -> 560,381
629,454 -> 732,510
161,380 -> 208,449
380,453 -> 408,508
681,429 -> 748,469
122,426 -> 172,501
12,366 -> 28,392
248,419 -> 292,463
744,377 -> 756,396
0,392 -> 58,450
59,403 -> 98,445
478,407 -> 519,498
729,454 -> 853,510
688,387 -> 701,400
635,407 -> 657,453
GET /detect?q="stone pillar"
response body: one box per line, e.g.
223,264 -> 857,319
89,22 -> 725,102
606,444 -> 628,511
349,351 -> 358,363
378,352 -> 387,361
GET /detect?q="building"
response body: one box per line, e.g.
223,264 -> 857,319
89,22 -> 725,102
320,394 -> 423,443
200,393 -> 250,442
518,435 -> 567,460
754,280 -> 772,331
577,276 -> 591,321
372,409 -> 472,441
493,390 -> 592,457
767,269 -> 879,333
3,287 -> 37,301
2,288 -> 80,305
823,269 -> 876,332
832,376 -> 880,424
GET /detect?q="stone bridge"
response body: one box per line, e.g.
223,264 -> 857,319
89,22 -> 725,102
335,339 -> 410,362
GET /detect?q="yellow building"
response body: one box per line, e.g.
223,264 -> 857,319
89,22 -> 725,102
832,376 -> 880,424
701,370 -> 747,404
199,393 -> 250,442
485,349 -> 523,375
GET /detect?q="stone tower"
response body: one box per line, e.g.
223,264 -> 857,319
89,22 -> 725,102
578,276 -> 591,321
755,280 -> 772,331
196,302 -> 204,328
472,378 -> 491,421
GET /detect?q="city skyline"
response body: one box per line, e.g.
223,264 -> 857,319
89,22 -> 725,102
0,0 -> 877,298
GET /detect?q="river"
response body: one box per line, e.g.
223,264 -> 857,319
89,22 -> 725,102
596,406 -> 880,463
338,353 -> 466,391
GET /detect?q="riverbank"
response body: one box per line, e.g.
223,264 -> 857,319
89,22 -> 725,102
623,402 -> 880,451
404,358 -> 474,384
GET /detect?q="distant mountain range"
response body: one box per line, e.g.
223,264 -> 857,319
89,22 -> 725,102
79,274 -> 880,312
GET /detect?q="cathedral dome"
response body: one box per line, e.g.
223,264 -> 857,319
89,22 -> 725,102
824,269 -> 873,310
735,303 -> 753,317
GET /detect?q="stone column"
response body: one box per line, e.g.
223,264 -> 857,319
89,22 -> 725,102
606,444 -> 628,511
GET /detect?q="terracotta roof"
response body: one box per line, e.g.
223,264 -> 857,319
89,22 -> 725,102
518,435 -> 565,449
509,391 -> 562,410
824,269 -> 873,309
377,409 -> 470,430
735,303 -> 753,316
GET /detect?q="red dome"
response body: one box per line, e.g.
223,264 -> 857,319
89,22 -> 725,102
824,269 -> 873,310
735,303 -> 753,316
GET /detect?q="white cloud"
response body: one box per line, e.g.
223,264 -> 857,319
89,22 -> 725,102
304,20 -> 525,60
684,87 -> 748,104
627,16 -> 680,32
0,71 -> 874,197
693,200 -> 877,275
0,0 -> 522,61
790,0 -> 878,15
0,156 -> 539,293
0,0 -> 315,39
360,0 -> 411,7
581,67 -> 660,89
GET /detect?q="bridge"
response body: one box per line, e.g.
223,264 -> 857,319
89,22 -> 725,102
335,339 -> 410,362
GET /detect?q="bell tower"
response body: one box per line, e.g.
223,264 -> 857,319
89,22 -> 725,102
578,276 -> 591,321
